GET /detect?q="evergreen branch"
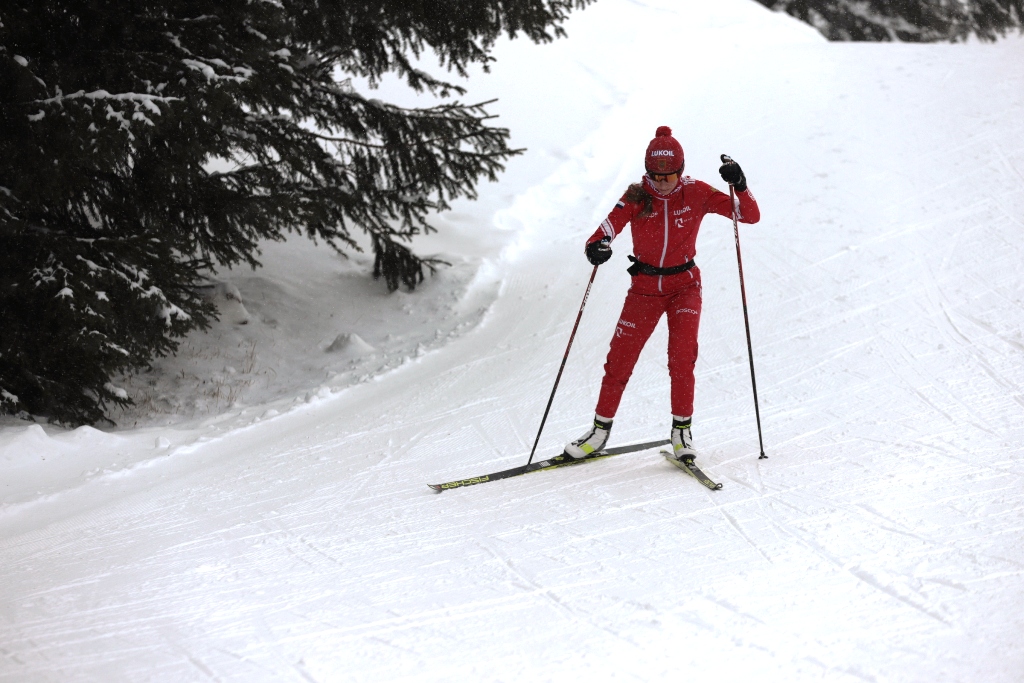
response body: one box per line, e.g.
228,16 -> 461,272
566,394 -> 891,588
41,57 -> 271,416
311,134 -> 386,148
0,0 -> 584,425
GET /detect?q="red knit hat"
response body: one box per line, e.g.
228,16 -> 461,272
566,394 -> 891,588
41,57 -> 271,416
645,126 -> 684,173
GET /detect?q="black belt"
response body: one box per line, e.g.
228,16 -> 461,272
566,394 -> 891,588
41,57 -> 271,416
627,256 -> 696,277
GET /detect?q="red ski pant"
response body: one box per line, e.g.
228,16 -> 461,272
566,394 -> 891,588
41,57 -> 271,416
595,280 -> 702,418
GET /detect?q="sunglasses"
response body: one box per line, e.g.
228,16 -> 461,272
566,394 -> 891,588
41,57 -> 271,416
647,171 -> 680,182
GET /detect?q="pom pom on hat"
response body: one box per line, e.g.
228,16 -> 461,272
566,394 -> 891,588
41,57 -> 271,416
646,126 -> 684,173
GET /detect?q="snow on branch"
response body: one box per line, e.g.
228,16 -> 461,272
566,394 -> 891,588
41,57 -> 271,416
158,303 -> 192,326
31,89 -> 178,109
837,0 -> 926,39
182,59 -> 251,83
104,382 -> 129,398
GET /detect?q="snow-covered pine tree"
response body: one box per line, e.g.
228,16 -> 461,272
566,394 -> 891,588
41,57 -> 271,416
0,0 -> 591,425
756,0 -> 1022,41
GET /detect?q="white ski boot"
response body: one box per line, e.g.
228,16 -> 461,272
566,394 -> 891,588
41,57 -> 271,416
670,416 -> 698,464
564,415 -> 613,459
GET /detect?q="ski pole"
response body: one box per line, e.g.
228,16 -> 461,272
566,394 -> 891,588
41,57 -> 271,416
728,183 -> 768,460
526,265 -> 599,465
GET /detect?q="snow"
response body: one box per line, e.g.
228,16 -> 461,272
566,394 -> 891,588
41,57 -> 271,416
3,0 -> 1024,680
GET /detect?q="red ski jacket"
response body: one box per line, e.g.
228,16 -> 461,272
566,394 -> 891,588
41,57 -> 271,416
587,175 -> 761,295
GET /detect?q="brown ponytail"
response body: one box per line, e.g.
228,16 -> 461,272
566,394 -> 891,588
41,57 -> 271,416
624,182 -> 654,218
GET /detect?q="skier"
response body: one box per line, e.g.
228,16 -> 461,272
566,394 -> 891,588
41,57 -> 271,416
564,126 -> 760,464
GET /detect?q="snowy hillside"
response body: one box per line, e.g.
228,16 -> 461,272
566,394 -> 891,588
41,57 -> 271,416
3,0 -> 1024,681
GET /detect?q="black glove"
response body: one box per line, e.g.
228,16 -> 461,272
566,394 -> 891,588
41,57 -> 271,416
585,237 -> 612,266
719,154 -> 747,193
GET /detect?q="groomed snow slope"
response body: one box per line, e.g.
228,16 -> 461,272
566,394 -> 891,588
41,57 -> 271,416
3,1 -> 1024,681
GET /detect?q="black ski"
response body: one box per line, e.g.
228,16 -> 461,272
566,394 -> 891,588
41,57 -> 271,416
428,439 -> 670,493
662,450 -> 723,490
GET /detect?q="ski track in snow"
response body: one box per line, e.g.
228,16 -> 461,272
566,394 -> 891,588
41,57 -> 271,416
3,1 -> 1024,680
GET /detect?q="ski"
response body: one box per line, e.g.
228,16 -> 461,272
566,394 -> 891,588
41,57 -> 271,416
661,450 -> 723,490
428,439 -> 670,493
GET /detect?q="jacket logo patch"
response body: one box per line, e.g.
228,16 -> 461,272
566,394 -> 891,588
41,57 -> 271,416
673,207 -> 691,215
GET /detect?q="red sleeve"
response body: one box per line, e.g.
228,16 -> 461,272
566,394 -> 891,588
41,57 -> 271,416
703,184 -> 760,225
586,193 -> 640,246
